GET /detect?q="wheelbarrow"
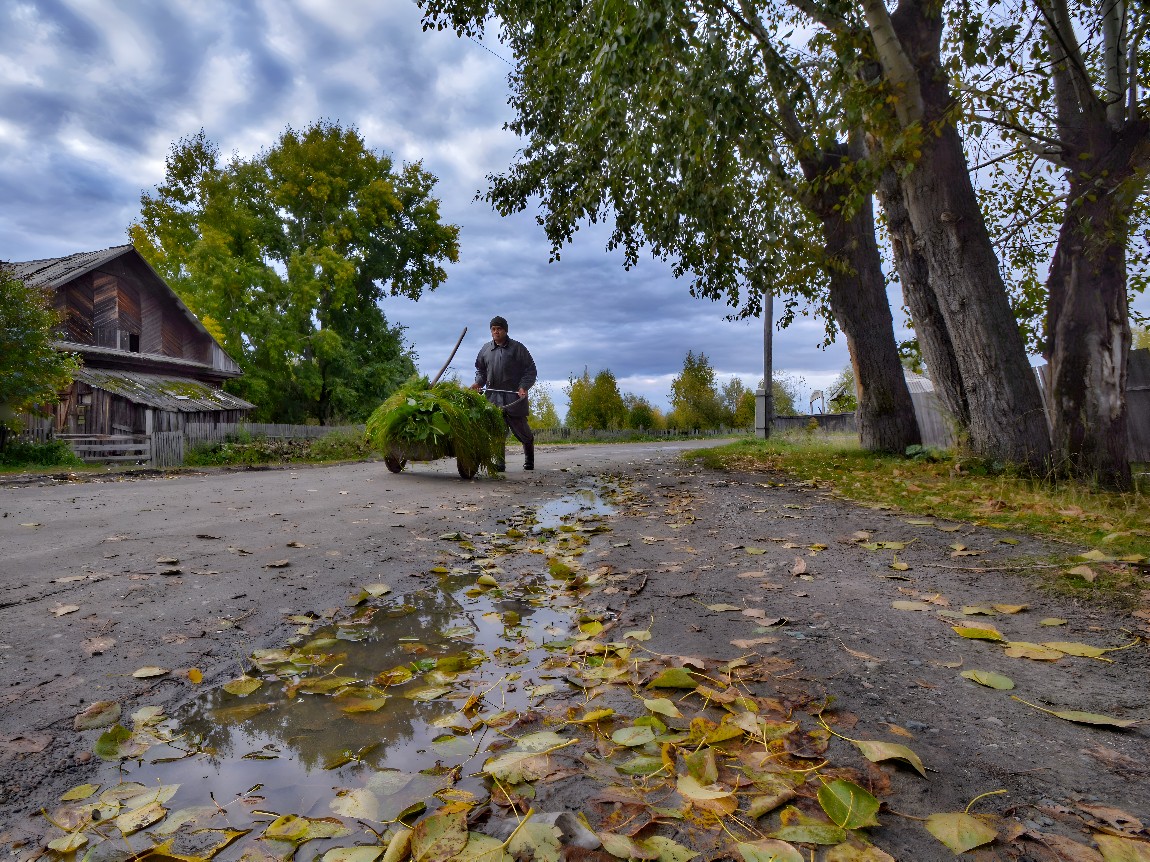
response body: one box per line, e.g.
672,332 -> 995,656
382,388 -> 525,479
383,440 -> 480,479
377,328 -> 523,480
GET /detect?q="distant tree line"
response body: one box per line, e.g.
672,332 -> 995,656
553,351 -> 801,432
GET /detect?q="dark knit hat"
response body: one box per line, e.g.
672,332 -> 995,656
489,316 -> 508,330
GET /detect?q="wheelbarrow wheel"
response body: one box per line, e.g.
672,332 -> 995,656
456,459 -> 478,480
384,456 -> 406,473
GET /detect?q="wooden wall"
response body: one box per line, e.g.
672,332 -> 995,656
52,380 -> 248,435
56,273 -> 94,343
54,255 -> 214,365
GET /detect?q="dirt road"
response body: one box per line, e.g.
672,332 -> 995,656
1,442 -> 1146,861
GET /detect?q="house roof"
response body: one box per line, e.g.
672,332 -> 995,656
52,340 -> 235,378
74,367 -> 255,413
10,244 -> 224,354
11,245 -> 136,287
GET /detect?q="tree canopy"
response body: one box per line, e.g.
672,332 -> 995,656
529,382 -> 562,429
565,368 -> 629,430
131,121 -> 460,424
0,267 -> 78,448
623,393 -> 665,430
669,351 -> 727,430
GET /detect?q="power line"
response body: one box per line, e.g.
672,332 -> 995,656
467,34 -> 514,67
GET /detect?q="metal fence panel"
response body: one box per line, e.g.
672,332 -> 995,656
908,390 -> 957,449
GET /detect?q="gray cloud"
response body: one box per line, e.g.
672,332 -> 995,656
1,0 -> 853,417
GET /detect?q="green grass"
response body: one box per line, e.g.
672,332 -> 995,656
686,436 -> 1150,603
0,439 -> 83,470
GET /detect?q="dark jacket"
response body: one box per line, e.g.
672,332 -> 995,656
474,337 -> 537,418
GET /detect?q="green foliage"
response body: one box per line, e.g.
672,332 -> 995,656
131,122 -> 459,425
185,431 -> 373,467
757,373 -> 802,417
904,443 -> 945,463
565,368 -> 628,430
622,393 -> 665,430
948,0 -> 1150,350
365,378 -> 506,476
669,352 -> 726,430
528,382 -> 561,429
1134,327 -> 1150,351
720,378 -> 757,428
733,391 -> 756,429
418,0 -> 870,335
827,366 -> 857,413
0,439 -> 82,469
0,267 -> 78,448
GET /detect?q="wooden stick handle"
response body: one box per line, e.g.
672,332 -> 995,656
430,327 -> 468,386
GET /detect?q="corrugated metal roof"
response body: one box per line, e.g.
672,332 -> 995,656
75,368 -> 255,412
903,371 -> 935,394
10,245 -> 135,287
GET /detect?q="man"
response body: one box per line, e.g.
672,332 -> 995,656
471,316 -> 537,471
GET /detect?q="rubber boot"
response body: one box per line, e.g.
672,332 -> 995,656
523,441 -> 534,471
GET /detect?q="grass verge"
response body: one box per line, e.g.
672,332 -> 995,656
687,435 -> 1150,603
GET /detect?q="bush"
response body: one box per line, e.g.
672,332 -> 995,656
184,431 -> 375,467
0,440 -> 83,469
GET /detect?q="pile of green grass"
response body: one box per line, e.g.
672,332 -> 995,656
365,378 -> 506,476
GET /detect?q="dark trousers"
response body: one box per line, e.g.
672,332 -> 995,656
503,414 -> 534,466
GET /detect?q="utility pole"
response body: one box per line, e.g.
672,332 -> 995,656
756,289 -> 774,439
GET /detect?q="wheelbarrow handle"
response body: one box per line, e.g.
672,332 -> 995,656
480,387 -> 528,412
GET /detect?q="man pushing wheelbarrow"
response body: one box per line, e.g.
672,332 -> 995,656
471,316 -> 537,472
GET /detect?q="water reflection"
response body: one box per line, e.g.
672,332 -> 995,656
107,574 -> 570,826
88,480 -> 619,855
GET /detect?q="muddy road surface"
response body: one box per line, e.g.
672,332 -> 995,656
1,441 -> 1147,862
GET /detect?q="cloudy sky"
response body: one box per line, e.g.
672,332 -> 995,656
1,0 -> 872,416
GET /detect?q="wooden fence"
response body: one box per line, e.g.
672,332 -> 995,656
182,422 -> 365,446
57,434 -> 150,464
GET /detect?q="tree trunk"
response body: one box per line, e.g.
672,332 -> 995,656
888,0 -> 1050,470
818,191 -> 921,453
877,167 -> 969,431
1046,188 -> 1133,489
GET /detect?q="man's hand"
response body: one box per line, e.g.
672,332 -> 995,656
517,388 -> 527,397
470,382 -> 482,391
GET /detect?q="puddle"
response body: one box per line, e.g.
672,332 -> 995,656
531,487 -> 616,530
77,481 -> 621,858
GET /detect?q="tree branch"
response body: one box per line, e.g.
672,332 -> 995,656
969,113 -> 1068,166
859,0 -> 922,125
1100,0 -> 1128,128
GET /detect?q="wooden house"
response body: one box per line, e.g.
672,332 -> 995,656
11,244 -> 254,435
